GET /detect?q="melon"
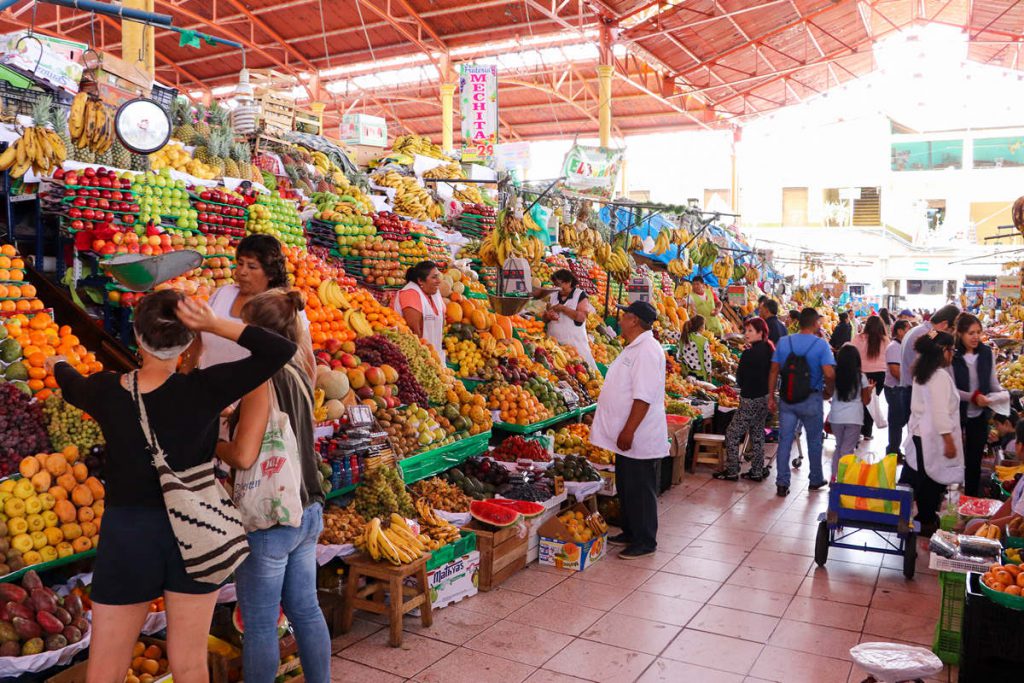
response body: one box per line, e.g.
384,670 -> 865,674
440,276 -> 453,297
485,499 -> 545,518
324,399 -> 345,420
316,368 -> 350,401
446,268 -> 463,283
470,500 -> 521,527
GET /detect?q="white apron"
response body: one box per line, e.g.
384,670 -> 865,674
903,372 -> 964,485
546,289 -> 597,370
394,283 -> 446,365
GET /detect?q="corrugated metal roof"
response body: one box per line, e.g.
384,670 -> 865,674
0,0 -> 1017,141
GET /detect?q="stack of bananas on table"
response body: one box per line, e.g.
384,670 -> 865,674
975,523 -> 1002,540
415,499 -> 462,551
371,170 -> 443,221
423,161 -> 464,180
69,92 -> 114,155
392,133 -> 448,159
479,225 -> 545,266
316,279 -> 351,310
358,514 -> 426,565
0,97 -> 66,177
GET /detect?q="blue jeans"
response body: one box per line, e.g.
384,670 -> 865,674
776,392 -> 825,487
235,503 -> 330,683
883,386 -> 906,456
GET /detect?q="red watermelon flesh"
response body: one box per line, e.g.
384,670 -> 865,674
470,500 -> 521,527
485,499 -> 546,518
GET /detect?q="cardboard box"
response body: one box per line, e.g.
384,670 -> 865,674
404,550 -> 480,611
84,52 -> 151,97
81,81 -> 141,110
47,637 -> 168,683
463,519 -> 528,591
340,113 -> 387,147
537,503 -> 608,571
1,31 -> 84,94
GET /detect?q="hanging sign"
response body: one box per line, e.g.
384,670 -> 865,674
459,63 -> 498,162
561,143 -> 625,199
997,276 -> 1021,301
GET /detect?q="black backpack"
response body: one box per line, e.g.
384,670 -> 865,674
779,336 -> 813,404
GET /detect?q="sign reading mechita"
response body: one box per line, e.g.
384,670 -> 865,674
459,64 -> 498,162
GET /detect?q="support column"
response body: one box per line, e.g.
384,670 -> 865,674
309,102 -> 326,135
440,83 -> 456,153
597,65 -> 613,149
731,127 -> 741,214
122,0 -> 155,78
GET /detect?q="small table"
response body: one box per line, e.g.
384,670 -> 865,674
340,553 -> 433,647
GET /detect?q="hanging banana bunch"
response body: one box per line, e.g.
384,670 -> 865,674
0,96 -> 67,177
652,228 -> 672,255
68,92 -> 114,155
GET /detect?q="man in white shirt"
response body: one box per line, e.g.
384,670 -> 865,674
590,301 -> 668,559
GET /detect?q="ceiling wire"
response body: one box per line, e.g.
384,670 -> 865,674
521,0 -> 564,137
318,0 -> 333,70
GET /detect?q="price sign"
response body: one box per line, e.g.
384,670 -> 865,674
727,285 -> 747,306
626,276 -> 652,304
346,405 -> 374,427
997,276 -> 1021,302
556,381 -> 580,410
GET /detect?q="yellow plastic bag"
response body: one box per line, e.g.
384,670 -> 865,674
837,453 -> 899,514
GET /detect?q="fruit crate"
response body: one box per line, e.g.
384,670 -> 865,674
399,431 -> 491,484
150,83 -> 178,115
0,549 -> 97,584
960,572 -> 1024,681
46,636 -> 167,683
425,529 -> 477,571
208,633 -> 299,683
462,519 -> 527,591
933,571 -> 964,665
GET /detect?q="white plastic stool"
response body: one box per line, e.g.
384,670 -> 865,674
849,642 -> 944,683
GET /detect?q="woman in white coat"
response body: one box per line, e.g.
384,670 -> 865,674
393,261 -> 446,365
542,269 -> 597,370
905,331 -> 963,536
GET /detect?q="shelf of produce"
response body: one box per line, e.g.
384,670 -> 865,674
494,406 -> 592,435
0,549 -> 97,584
399,431 -> 492,484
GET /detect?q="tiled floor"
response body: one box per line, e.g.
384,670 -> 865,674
331,437 -> 954,682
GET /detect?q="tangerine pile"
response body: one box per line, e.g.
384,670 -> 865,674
982,563 -> 1024,596
487,384 -> 552,425
4,312 -> 103,399
126,640 -> 169,683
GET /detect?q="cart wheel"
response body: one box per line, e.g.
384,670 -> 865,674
902,533 -> 917,579
814,520 -> 829,567
792,457 -> 803,468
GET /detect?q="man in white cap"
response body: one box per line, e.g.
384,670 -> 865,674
590,301 -> 668,559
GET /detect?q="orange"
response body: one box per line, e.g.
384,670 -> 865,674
143,645 -> 162,660
0,244 -> 16,256
132,642 -> 145,658
72,536 -> 92,553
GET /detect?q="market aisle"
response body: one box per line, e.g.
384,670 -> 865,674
330,436 -> 949,683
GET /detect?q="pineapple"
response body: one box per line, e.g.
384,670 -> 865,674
97,145 -> 114,167
51,103 -> 73,160
78,147 -> 96,164
208,129 -> 229,176
171,98 -> 195,144
193,104 -> 210,140
208,104 -> 229,129
111,139 -> 131,169
131,152 -> 150,173
193,132 -> 212,166
232,142 -> 251,178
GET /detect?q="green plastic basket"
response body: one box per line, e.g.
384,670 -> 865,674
425,530 -> 477,571
980,577 -> 1024,611
1005,532 -> 1024,550
933,571 -> 964,665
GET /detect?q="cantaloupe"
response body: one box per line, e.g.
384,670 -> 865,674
324,399 -> 345,420
316,368 -> 350,401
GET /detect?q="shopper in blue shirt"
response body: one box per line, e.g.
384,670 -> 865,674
768,308 -> 836,497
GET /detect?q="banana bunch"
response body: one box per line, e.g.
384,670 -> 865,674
317,279 -> 351,310
423,161 -> 464,180
628,235 -> 644,252
392,133 -> 447,160
344,309 -> 374,337
675,282 -> 693,298
599,246 -> 631,282
454,185 -> 483,204
0,126 -> 66,177
711,254 -> 734,281
667,258 -> 692,278
415,499 -> 462,550
652,229 -> 674,255
69,92 -> 114,154
372,170 -> 443,221
479,335 -> 498,355
359,515 -> 426,565
976,523 -> 1002,540
692,240 -> 720,268
501,210 -> 526,234
745,265 -> 760,283
310,150 -> 334,175
479,227 -> 545,266
313,388 -> 328,422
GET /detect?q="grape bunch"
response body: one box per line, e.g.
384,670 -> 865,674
381,330 -> 446,404
355,336 -> 428,405
354,466 -> 415,519
42,392 -> 105,453
0,384 -> 51,476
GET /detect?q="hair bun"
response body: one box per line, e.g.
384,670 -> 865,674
287,289 -> 306,312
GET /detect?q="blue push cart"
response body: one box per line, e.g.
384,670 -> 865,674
815,483 -> 920,579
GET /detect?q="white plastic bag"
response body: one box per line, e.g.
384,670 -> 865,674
849,642 -> 943,683
867,390 -> 887,428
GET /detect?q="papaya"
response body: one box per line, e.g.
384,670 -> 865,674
470,310 -> 488,331
445,301 -> 463,324
496,315 -> 513,339
489,324 -> 506,340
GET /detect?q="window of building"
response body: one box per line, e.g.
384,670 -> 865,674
973,136 -> 1024,168
891,140 -> 963,171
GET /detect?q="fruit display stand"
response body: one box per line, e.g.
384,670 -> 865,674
493,405 -> 594,435
206,633 -> 302,683
0,549 -> 96,585
397,431 -> 492,484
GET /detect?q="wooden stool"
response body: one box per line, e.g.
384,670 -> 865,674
339,553 -> 432,647
691,433 -> 726,472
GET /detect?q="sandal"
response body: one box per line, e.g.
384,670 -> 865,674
712,470 -> 739,481
741,471 -> 767,482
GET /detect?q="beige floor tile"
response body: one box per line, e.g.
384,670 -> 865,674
612,590 -> 703,626
329,657 -> 406,682
767,619 -> 860,660
505,597 -> 606,636
580,611 -> 681,655
457,586 -> 536,618
750,645 -> 852,683
339,630 -> 455,679
807,559 -> 881,586
331,616 -> 383,652
500,565 -> 571,596
709,584 -> 793,617
727,565 -> 807,594
572,559 -> 655,590
412,648 -> 536,683
862,608 -> 937,646
697,526 -> 766,549
464,620 -> 574,667
524,670 -> 594,683
543,576 -> 634,611
782,595 -> 868,631
754,534 -> 816,557
637,571 -> 721,601
660,554 -> 741,582
742,550 -> 814,575
403,603 -> 500,645
660,628 -> 763,675
638,658 -> 746,682
796,575 -> 877,606
875,567 -> 942,596
870,585 -> 941,618
689,603 -> 781,643
544,638 -> 656,683
681,538 -> 749,563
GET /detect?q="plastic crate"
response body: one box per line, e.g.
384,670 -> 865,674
425,529 -> 477,571
933,571 -> 964,665
959,572 -> 1024,682
0,79 -> 69,118
151,83 -> 178,114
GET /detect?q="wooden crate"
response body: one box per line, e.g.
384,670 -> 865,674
208,633 -> 300,683
256,92 -> 295,136
463,519 -> 527,592
294,108 -> 322,135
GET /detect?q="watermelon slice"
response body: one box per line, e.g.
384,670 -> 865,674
486,498 -> 546,519
470,500 -> 521,527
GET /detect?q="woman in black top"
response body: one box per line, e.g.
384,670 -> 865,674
50,290 -> 295,683
217,289 -> 330,683
715,317 -> 774,482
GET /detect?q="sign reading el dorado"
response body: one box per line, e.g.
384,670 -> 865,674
561,143 -> 625,199
459,63 -> 498,163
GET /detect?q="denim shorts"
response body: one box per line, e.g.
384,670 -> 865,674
91,506 -> 220,605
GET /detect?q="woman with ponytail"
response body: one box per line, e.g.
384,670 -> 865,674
678,315 -> 711,381
906,331 -> 964,535
217,289 -> 330,683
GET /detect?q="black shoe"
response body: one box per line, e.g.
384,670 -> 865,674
776,485 -> 789,497
808,481 -> 828,490
712,469 -> 739,481
741,471 -> 767,482
608,533 -> 632,547
619,546 -> 655,560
